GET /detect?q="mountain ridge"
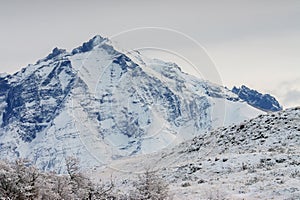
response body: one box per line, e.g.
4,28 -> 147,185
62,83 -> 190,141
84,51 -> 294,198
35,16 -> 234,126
232,85 -> 282,112
0,35 -> 269,171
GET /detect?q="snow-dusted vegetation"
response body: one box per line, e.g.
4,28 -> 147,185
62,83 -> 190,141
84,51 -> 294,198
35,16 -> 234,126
0,157 -> 118,199
0,158 -> 169,200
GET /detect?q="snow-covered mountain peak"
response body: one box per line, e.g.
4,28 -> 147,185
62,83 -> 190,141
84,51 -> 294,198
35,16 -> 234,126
232,85 -> 282,112
71,35 -> 109,54
37,47 -> 68,64
0,35 -> 266,171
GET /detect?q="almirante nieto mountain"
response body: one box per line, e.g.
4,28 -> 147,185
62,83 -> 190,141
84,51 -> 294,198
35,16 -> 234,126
0,35 -> 283,172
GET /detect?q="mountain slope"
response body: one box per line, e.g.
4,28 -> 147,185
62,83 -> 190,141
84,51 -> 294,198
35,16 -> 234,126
95,107 -> 300,199
0,35 -> 263,171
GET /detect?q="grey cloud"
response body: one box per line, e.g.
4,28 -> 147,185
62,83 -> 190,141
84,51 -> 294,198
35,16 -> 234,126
283,90 -> 300,107
270,78 -> 300,108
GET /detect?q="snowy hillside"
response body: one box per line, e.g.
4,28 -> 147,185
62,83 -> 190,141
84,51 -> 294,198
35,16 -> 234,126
95,107 -> 300,199
0,35 -> 263,171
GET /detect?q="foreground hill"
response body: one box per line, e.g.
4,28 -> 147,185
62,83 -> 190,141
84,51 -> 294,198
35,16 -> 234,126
95,107 -> 300,199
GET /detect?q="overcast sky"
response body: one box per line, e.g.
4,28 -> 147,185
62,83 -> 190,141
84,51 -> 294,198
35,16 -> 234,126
0,0 -> 299,108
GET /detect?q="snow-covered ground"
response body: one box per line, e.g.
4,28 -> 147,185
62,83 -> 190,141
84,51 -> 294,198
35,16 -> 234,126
91,107 -> 300,199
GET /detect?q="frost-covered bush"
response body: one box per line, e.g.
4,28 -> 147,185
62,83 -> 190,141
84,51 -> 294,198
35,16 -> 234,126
0,158 -> 171,200
0,158 -> 117,200
129,170 -> 169,200
0,159 -> 39,200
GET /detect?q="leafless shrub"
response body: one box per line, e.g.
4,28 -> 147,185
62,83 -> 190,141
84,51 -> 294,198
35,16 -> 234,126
129,169 -> 169,200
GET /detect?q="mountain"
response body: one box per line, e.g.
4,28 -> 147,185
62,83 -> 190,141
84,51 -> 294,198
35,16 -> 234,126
0,35 -> 263,172
96,107 -> 300,199
232,85 -> 282,112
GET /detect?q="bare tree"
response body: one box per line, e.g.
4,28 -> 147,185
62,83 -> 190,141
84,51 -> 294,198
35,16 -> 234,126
0,157 -> 118,200
130,169 -> 169,200
0,159 -> 18,199
37,172 -> 71,200
65,156 -> 117,200
0,159 -> 40,200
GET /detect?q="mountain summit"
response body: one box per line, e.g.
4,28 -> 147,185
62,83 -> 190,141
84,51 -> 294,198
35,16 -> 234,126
232,85 -> 282,112
0,35 -> 265,171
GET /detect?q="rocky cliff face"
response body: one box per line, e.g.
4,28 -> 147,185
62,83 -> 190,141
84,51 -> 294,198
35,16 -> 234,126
232,85 -> 282,112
